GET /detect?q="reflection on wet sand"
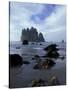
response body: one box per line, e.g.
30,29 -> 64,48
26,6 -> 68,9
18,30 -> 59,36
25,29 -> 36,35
9,42 -> 66,88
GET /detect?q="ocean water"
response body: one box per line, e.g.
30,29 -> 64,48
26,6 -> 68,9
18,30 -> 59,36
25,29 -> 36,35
9,41 -> 66,88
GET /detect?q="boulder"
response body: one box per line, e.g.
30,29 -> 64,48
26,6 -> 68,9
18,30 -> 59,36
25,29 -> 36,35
41,59 -> 55,69
40,43 -> 42,45
9,54 -> 23,67
49,76 -> 60,85
34,55 -> 41,63
33,59 -> 55,70
44,44 -> 59,58
46,51 -> 59,58
33,64 -> 40,69
61,56 -> 65,60
16,47 -> 20,49
43,44 -> 58,51
34,55 -> 40,58
32,42 -> 34,44
23,40 -> 28,45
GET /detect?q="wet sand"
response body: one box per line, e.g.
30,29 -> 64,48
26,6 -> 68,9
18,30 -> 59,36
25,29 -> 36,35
10,59 -> 66,88
9,42 -> 66,88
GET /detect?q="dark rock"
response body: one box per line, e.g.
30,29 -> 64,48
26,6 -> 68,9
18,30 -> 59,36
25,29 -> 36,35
34,55 -> 41,63
33,64 -> 40,69
16,47 -> 20,49
32,80 -> 38,87
61,56 -> 65,60
41,55 -> 46,58
33,59 -> 55,70
32,42 -> 34,44
43,44 -> 58,51
49,76 -> 60,85
40,43 -> 42,45
23,61 -> 30,64
46,51 -> 59,58
32,55 -> 41,60
62,40 -> 64,43
23,40 -> 28,45
31,76 -> 60,87
38,79 -> 45,84
9,54 -> 23,67
34,55 -> 40,58
32,57 -> 35,60
41,59 -> 55,69
38,33 -> 45,42
44,44 -> 59,58
32,79 -> 45,87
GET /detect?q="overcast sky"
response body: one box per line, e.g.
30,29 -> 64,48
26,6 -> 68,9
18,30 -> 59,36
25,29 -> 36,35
10,2 -> 66,42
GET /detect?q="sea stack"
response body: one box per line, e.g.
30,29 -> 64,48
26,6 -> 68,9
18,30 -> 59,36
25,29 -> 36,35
21,27 -> 45,44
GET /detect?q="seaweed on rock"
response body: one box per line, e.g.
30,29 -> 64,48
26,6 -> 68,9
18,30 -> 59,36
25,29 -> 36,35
32,79 -> 46,87
49,76 -> 60,86
33,59 -> 55,70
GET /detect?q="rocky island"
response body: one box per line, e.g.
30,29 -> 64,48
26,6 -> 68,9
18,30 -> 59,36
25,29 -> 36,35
21,27 -> 45,44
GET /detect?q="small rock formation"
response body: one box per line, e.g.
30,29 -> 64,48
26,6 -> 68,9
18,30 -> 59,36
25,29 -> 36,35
40,43 -> 42,45
9,54 -> 23,67
49,76 -> 60,85
38,33 -> 45,42
60,56 -> 65,60
21,27 -> 45,43
31,76 -> 60,87
33,59 -> 55,70
32,79 -> 45,87
34,55 -> 41,63
43,44 -> 58,51
33,64 -> 40,69
31,42 -> 34,44
16,47 -> 20,49
44,44 -> 59,58
34,55 -> 40,58
46,51 -> 59,58
41,59 -> 55,69
23,40 -> 28,45
62,40 -> 64,43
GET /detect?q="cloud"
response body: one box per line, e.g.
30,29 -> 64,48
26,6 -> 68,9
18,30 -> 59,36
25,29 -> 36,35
42,5 -> 66,42
10,2 -> 66,42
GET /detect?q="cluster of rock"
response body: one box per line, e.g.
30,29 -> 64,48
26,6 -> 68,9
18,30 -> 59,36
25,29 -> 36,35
21,27 -> 45,42
31,45 -> 60,86
31,76 -> 60,87
43,44 -> 59,58
10,44 -> 59,68
33,44 -> 60,70
33,57 -> 55,70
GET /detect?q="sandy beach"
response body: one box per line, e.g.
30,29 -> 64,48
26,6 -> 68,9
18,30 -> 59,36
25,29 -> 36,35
9,42 -> 66,88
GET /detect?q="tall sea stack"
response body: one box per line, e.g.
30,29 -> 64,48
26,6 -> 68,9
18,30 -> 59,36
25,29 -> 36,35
21,27 -> 45,43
